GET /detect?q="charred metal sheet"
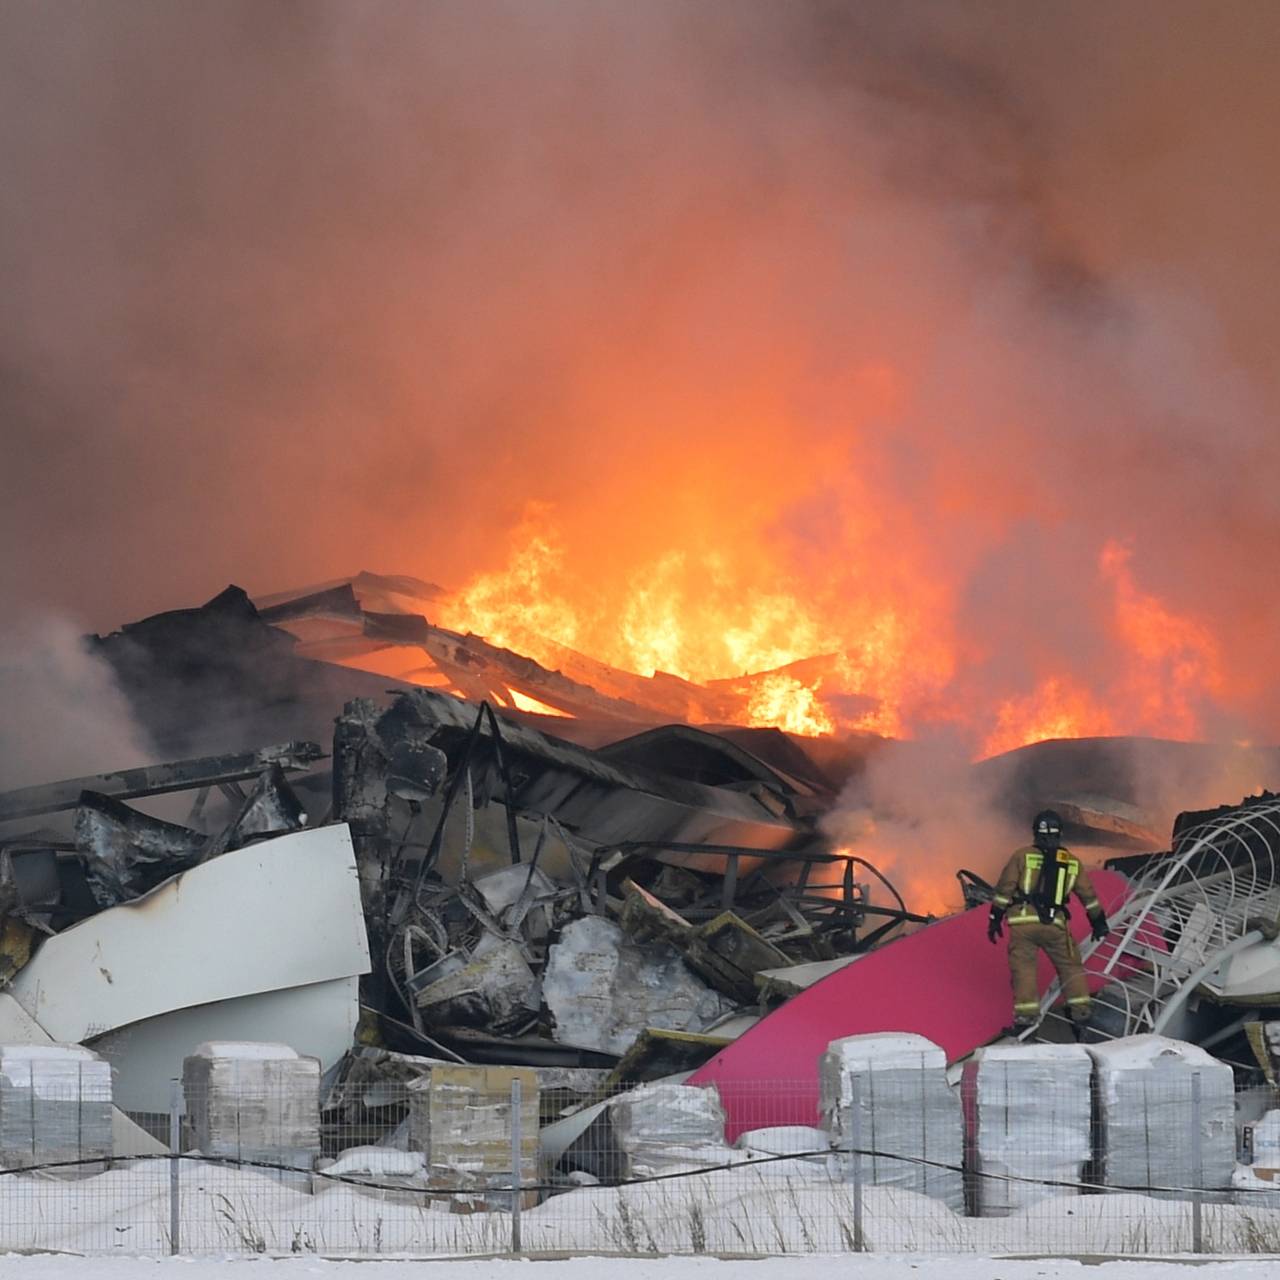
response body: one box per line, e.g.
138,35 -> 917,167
199,763 -> 308,861
472,862 -> 561,940
257,583 -> 363,625
9,823 -> 370,1044
334,698 -> 448,833
1,846 -> 61,925
1054,794 -> 1162,848
75,791 -> 205,907
333,698 -> 391,844
413,938 -> 537,1034
0,741 -> 325,824
433,1026 -> 618,1068
392,688 -> 807,864
255,571 -> 446,617
956,867 -> 996,910
597,724 -> 813,799
388,689 -> 691,789
364,611 -> 432,644
709,726 -> 839,795
386,739 -> 447,806
325,1046 -> 450,1112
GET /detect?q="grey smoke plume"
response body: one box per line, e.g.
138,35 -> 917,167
0,618 -> 155,793
1,1 -> 1277,746
822,737 -> 1023,915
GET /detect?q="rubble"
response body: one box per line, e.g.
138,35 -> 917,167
74,790 -> 205,907
0,577 -> 1276,1205
0,585 -> 937,1102
413,939 -> 539,1034
620,879 -> 790,1002
544,916 -> 733,1055
0,741 -> 324,825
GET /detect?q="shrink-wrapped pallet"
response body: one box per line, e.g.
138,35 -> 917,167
407,1063 -> 538,1202
734,1125 -> 831,1180
963,1043 -> 1091,1216
609,1081 -> 730,1177
819,1032 -> 964,1211
0,1044 -> 112,1170
183,1041 -> 321,1172
1087,1035 -> 1234,1199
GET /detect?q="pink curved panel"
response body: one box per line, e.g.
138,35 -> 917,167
690,869 -> 1134,1139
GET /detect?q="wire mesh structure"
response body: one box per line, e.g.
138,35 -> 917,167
0,1059 -> 1278,1258
1031,797 -> 1280,1045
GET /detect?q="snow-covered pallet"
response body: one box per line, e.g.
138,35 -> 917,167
963,1042 -> 1091,1216
820,1032 -> 964,1212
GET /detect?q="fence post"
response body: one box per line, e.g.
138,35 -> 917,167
850,1074 -> 865,1252
510,1076 -> 523,1255
1190,1070 -> 1204,1254
169,1079 -> 182,1256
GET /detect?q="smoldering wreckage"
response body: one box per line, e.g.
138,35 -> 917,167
3,574 -> 1280,1202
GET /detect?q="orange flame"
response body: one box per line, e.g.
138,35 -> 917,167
980,541 -> 1222,757
435,504 -> 957,739
432,470 -> 1224,754
819,843 -> 957,919
745,673 -> 835,738
436,513 -> 1227,754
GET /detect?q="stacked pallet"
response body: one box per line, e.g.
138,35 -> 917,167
819,1032 -> 964,1211
963,1043 -> 1092,1215
0,1045 -> 112,1171
183,1041 -> 321,1174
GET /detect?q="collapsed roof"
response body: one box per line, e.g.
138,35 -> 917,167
2,579 -> 1279,1138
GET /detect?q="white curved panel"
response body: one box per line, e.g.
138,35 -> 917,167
9,824 -> 370,1043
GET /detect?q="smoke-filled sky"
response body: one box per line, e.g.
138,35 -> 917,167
3,1 -> 1279,743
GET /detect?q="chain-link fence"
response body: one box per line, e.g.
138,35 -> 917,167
0,1054 -> 1279,1257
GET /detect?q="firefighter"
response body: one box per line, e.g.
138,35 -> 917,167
987,809 -> 1109,1036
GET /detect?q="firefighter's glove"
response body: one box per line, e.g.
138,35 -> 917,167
1089,910 -> 1109,943
987,906 -> 1005,944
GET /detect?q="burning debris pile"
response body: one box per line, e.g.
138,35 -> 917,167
332,681 -> 924,1071
0,582 -> 943,1127
2,580 -> 1280,1171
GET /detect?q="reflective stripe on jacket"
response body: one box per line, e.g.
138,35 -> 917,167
991,845 -> 1101,926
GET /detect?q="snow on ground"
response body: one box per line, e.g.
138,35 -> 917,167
2,1160 -> 1280,1264
0,1257 -> 1279,1279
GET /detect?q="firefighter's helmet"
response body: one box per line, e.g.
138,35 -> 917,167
1032,809 -> 1063,847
